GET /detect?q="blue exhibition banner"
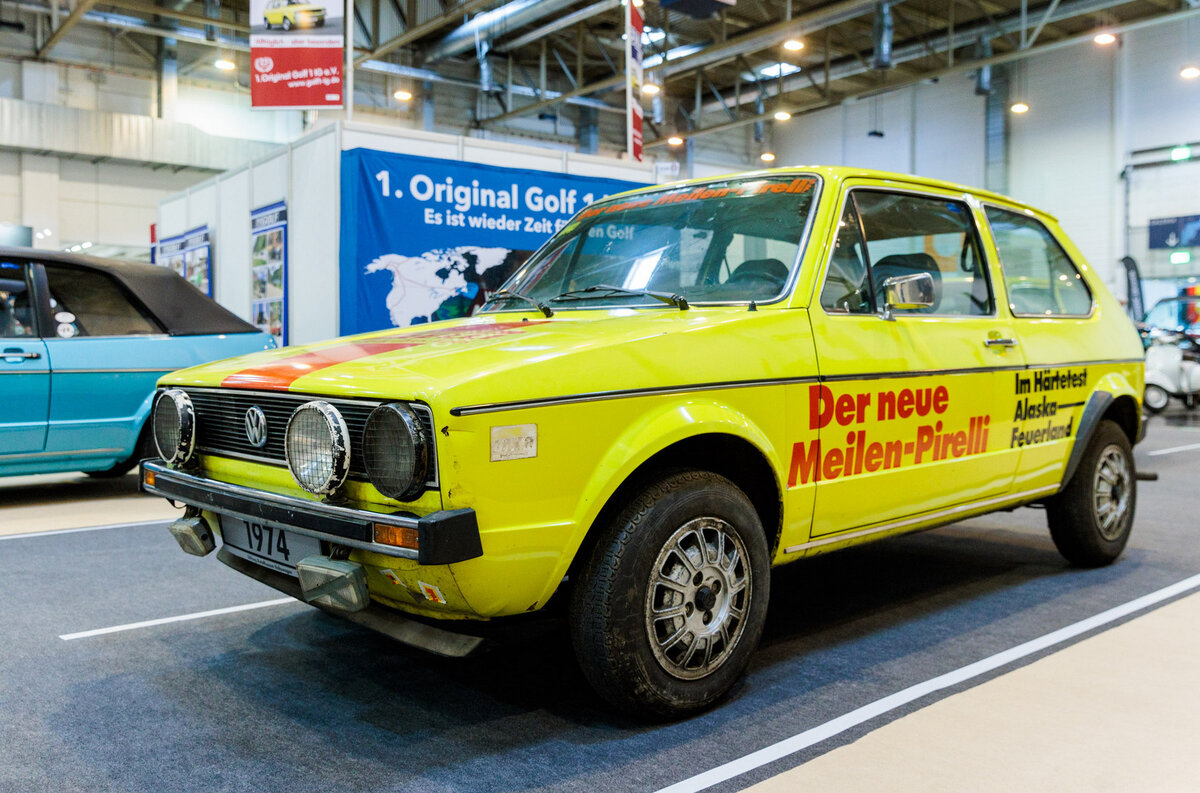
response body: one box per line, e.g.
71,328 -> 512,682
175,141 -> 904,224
338,148 -> 647,336
250,201 -> 288,346
1148,214 -> 1200,249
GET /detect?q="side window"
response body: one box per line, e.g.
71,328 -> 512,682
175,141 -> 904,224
820,199 -> 873,314
0,262 -> 36,338
984,207 -> 1093,316
43,264 -> 160,338
853,191 -> 993,316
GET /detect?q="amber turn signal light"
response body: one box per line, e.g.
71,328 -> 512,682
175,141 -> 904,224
374,522 -> 419,550
143,470 -> 156,487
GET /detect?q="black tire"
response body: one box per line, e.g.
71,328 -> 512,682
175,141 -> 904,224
1143,384 -> 1169,414
1046,420 -> 1136,567
263,18 -> 271,29
569,470 -> 770,720
282,16 -> 292,30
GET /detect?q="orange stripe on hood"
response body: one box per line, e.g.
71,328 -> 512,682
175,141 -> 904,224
221,321 -> 548,392
222,342 -> 418,391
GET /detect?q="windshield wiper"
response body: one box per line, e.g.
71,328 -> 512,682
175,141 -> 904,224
486,290 -> 554,317
550,284 -> 689,310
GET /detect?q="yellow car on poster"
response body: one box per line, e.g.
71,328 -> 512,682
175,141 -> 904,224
262,0 -> 326,30
142,167 -> 1144,719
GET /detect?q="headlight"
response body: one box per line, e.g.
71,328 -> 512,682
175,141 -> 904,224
285,401 -> 351,496
363,403 -> 430,501
153,389 -> 195,466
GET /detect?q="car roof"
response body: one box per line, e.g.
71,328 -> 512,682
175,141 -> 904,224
613,165 -> 1053,222
0,246 -> 259,336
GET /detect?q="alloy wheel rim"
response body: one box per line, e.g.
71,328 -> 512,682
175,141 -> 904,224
1093,445 -> 1131,541
644,517 -> 751,680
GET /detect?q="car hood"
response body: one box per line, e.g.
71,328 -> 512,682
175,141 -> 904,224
160,308 -> 813,413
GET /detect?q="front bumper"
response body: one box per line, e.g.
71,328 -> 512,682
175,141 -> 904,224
140,460 -> 482,566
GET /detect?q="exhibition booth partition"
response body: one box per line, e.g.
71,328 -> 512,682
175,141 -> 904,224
156,122 -> 654,347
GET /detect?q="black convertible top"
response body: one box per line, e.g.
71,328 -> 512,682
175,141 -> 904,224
0,247 -> 259,336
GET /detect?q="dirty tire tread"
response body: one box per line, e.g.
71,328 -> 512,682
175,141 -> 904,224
1046,420 -> 1136,568
569,469 -> 769,721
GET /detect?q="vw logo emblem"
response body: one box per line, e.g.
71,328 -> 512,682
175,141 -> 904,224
244,406 -> 269,449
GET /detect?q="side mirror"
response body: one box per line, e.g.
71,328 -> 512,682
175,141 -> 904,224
881,272 -> 935,319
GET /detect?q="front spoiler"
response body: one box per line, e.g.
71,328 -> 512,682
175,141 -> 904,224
140,460 -> 482,566
218,548 -> 488,657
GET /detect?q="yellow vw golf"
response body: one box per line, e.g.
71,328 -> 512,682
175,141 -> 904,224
262,0 -> 325,30
143,167 -> 1144,719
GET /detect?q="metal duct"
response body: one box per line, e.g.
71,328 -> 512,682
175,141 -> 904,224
872,2 -> 893,70
425,0 -> 582,63
975,37 -> 993,96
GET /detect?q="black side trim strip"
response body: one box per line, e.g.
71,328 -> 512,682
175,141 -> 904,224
1058,391 -> 1114,492
451,358 -> 1143,417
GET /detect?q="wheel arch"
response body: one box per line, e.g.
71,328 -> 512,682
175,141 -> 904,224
551,401 -> 785,605
1059,376 -> 1141,492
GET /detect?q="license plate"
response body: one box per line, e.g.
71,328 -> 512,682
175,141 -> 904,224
219,516 -> 322,577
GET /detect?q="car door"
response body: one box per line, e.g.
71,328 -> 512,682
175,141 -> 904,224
0,260 -> 49,456
39,263 -> 173,460
981,204 -> 1131,493
800,183 -> 1025,538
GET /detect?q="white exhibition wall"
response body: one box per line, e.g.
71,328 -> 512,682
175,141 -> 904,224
775,23 -> 1200,291
157,122 -> 653,346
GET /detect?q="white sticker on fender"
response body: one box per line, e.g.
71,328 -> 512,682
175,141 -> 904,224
490,423 -> 537,461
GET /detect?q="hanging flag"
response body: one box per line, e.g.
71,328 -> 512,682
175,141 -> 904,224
249,0 -> 345,108
1121,256 -> 1145,321
625,0 -> 644,162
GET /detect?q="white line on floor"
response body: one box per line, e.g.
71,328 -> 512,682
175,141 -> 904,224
0,519 -> 171,541
655,571 -> 1200,793
1147,442 -> 1200,457
59,598 -> 299,641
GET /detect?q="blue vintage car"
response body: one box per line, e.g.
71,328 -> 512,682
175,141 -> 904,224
0,249 -> 276,478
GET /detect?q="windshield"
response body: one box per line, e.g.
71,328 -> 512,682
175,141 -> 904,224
1144,298 -> 1200,333
483,174 -> 819,310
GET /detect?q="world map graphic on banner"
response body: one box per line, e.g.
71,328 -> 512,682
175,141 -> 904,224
365,246 -> 521,326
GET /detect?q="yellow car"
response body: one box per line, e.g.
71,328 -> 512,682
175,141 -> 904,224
262,0 -> 325,30
142,167 -> 1144,719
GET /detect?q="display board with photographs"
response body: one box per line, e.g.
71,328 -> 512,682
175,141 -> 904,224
157,226 -> 213,296
251,202 -> 287,346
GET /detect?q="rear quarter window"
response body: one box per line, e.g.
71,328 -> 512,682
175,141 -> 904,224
985,207 -> 1093,317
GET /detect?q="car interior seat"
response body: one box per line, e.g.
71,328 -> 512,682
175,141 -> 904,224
729,258 -> 788,290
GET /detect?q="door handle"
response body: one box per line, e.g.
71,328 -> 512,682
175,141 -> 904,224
984,337 -> 1018,348
2,348 -> 41,360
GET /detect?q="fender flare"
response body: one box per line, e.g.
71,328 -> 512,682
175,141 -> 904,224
534,398 -> 784,606
1058,377 -> 1140,492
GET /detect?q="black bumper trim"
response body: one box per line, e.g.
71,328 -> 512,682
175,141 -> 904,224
140,460 -> 482,565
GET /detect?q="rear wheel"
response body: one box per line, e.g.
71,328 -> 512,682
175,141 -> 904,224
569,470 -> 770,720
282,16 -> 292,30
1143,384 -> 1169,414
1046,420 -> 1135,567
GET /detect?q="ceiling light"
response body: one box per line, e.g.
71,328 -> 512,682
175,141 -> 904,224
213,58 -> 236,71
393,89 -> 413,101
759,62 -> 802,78
643,83 -> 661,95
1093,32 -> 1116,46
632,0 -> 644,6
1010,101 -> 1030,114
667,135 -> 684,146
41,228 -> 51,235
1182,65 -> 1200,80
774,110 -> 791,121
81,241 -> 92,249
760,152 -> 776,162
1171,146 -> 1192,161
783,39 -> 804,51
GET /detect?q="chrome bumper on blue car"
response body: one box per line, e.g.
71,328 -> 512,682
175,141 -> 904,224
139,460 -> 482,565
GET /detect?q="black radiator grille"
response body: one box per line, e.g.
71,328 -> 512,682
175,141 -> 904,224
183,388 -> 438,487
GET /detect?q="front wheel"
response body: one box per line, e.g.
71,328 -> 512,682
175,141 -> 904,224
1143,384 -> 1169,414
1046,420 -> 1136,567
569,470 -> 770,720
